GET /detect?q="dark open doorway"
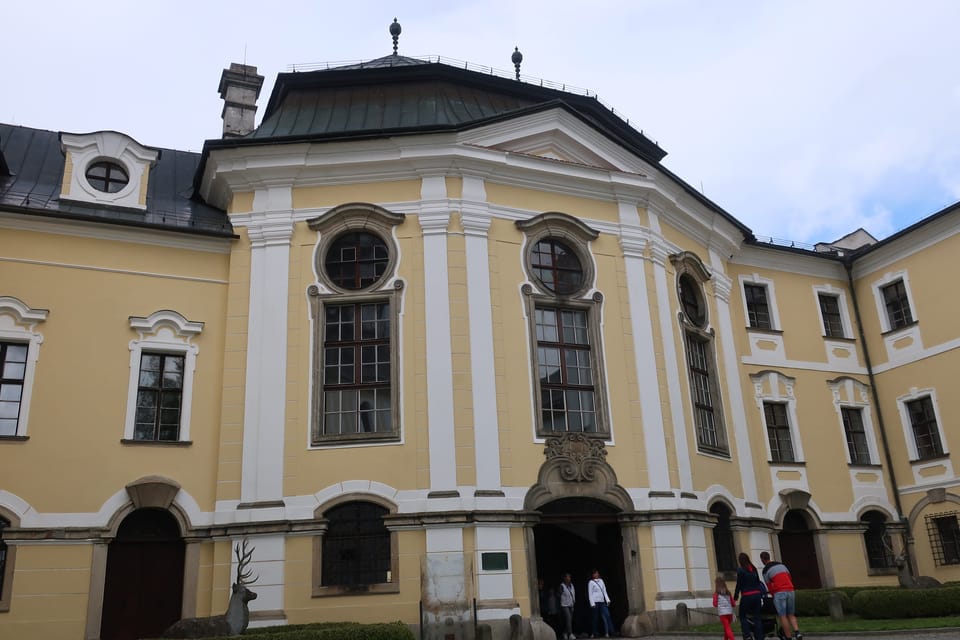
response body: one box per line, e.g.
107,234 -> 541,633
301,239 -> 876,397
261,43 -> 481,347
778,509 -> 822,589
534,498 -> 627,635
100,508 -> 185,640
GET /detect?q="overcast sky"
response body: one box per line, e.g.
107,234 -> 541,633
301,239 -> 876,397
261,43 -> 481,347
5,1 -> 959,245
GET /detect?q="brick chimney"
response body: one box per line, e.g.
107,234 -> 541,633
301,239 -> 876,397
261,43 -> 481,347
218,63 -> 265,138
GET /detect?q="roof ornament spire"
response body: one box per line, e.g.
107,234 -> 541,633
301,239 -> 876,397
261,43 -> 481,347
390,18 -> 402,55
511,46 -> 523,80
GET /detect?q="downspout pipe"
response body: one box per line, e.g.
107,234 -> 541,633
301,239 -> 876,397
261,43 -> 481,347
844,260 -> 909,555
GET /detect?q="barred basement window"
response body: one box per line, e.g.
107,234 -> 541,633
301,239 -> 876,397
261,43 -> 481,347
710,503 -> 737,572
926,512 -> 960,566
861,510 -> 895,569
321,502 -> 391,587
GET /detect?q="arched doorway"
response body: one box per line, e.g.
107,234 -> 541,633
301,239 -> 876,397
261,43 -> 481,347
777,509 -> 821,588
534,497 -> 627,635
100,508 -> 185,640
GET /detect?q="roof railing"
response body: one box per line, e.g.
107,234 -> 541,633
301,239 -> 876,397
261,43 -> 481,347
286,55 -> 641,130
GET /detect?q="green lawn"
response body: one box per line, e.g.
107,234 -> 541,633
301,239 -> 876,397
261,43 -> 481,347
690,615 -> 960,633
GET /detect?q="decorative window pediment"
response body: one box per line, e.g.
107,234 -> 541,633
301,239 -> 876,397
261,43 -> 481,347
60,131 -> 159,210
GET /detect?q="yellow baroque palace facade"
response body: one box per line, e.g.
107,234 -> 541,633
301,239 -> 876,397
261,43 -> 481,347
1,51 -> 959,640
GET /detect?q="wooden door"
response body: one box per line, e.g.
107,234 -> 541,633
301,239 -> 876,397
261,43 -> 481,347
100,509 -> 184,640
778,510 -> 822,589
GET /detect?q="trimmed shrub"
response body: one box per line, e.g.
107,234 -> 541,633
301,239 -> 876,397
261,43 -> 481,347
220,621 -> 414,640
794,589 -> 852,616
852,585 -> 960,619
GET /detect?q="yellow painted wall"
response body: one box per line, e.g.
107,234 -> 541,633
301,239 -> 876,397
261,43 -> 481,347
485,183 -> 619,224
0,544 -> 91,640
0,228 -> 229,514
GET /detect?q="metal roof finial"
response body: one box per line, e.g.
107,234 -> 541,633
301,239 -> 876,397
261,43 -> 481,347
390,18 -> 402,55
511,47 -> 523,80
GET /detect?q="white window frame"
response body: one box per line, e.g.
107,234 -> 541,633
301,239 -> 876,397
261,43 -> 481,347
813,284 -> 852,339
123,310 -> 202,442
750,370 -> 804,462
871,270 -> 918,333
0,297 -> 48,438
896,387 -> 948,462
827,377 -> 879,465
739,274 -> 781,331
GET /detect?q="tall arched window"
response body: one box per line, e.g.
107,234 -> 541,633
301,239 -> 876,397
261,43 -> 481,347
861,510 -> 895,569
710,503 -> 736,572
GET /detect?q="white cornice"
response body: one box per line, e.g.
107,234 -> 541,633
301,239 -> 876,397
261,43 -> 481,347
0,210 -> 233,253
851,209 -> 960,278
732,244 -> 847,280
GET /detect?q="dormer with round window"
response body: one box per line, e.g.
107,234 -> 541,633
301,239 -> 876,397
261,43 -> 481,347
59,131 -> 159,209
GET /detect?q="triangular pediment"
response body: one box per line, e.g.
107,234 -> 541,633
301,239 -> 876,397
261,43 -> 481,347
457,107 -> 653,175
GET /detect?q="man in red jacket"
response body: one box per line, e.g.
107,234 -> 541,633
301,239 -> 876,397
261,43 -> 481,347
760,551 -> 802,640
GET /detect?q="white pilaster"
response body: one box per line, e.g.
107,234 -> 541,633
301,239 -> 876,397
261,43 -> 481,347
709,248 -> 759,504
241,534 -> 287,625
420,175 -> 457,492
617,201 -> 670,490
652,523 -> 689,599
647,212 -> 694,492
462,176 -> 502,492
240,186 -> 293,504
684,524 -> 712,596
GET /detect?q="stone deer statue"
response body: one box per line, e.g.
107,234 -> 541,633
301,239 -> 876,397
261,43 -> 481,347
163,538 -> 259,638
884,538 -> 941,589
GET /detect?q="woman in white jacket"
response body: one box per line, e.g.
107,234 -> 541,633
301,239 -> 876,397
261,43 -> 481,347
587,569 -> 615,638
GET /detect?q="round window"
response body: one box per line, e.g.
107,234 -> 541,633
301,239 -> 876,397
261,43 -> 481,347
324,231 -> 390,290
679,274 -> 706,327
530,238 -> 584,294
85,161 -> 129,193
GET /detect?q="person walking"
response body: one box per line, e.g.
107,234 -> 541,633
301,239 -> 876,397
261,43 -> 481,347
760,551 -> 802,640
733,553 -> 765,640
587,569 -> 615,638
559,572 -> 577,640
713,576 -> 736,640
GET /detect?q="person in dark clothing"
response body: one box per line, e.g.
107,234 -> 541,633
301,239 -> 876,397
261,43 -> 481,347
733,552 -> 765,640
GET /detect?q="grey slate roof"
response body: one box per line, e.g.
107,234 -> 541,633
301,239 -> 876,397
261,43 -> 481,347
0,124 -> 233,236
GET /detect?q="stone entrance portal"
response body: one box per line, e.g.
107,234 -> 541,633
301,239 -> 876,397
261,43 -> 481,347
524,433 -> 651,637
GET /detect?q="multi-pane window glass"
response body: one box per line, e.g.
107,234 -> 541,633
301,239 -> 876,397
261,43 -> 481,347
818,293 -> 844,338
861,511 -> 895,569
927,513 -> 960,566
744,284 -> 771,329
842,407 -> 871,465
322,502 -> 391,586
325,232 -> 389,290
881,280 -> 913,330
0,342 -> 27,436
531,239 -> 584,295
536,306 -> 597,433
134,353 -> 184,441
321,302 -> 392,437
764,402 -> 795,462
686,333 -> 724,453
906,396 -> 943,460
85,161 -> 129,193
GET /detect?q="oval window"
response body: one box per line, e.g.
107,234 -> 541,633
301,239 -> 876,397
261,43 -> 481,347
531,239 -> 584,295
324,231 -> 390,290
85,161 -> 129,193
679,274 -> 706,327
